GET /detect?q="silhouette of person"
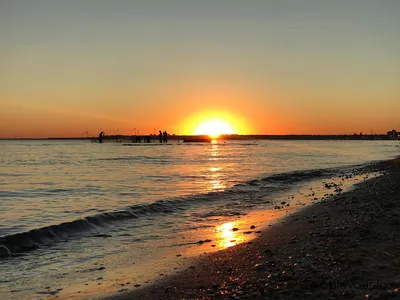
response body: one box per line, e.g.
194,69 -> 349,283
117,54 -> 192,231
159,130 -> 163,143
163,131 -> 168,143
99,131 -> 104,143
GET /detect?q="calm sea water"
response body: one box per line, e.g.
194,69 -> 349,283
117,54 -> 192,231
0,139 -> 398,298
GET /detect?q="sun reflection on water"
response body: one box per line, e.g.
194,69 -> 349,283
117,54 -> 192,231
209,166 -> 225,191
210,144 -> 219,160
210,179 -> 224,191
207,145 -> 226,191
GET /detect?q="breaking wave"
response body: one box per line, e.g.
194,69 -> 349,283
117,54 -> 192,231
0,164 -> 364,257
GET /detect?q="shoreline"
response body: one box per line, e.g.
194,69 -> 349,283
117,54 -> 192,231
1,135 -> 398,141
52,165 -> 377,299
107,157 -> 400,300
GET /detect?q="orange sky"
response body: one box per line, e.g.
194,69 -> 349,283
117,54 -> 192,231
1,1 -> 399,138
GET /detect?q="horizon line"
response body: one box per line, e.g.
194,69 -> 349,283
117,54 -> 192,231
0,132 -> 398,141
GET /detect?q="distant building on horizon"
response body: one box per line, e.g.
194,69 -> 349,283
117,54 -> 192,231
387,129 -> 399,139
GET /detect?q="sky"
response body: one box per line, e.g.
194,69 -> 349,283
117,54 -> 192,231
1,0 -> 399,138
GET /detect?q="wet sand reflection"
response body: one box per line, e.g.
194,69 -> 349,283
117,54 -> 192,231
216,222 -> 247,249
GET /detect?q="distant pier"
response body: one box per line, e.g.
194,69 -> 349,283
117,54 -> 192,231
2,133 -> 398,141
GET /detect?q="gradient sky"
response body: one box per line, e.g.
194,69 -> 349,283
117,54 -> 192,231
1,0 -> 399,138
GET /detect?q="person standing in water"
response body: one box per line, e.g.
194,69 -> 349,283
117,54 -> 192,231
99,131 -> 104,143
163,131 -> 168,143
159,130 -> 163,143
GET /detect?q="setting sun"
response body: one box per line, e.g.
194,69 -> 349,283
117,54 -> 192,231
182,110 -> 249,137
195,119 -> 234,138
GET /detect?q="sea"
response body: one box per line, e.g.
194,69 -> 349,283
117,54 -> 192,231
0,139 -> 399,299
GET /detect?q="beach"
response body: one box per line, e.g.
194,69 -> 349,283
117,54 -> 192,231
1,141 -> 399,299
109,157 -> 400,300
3,1 -> 399,298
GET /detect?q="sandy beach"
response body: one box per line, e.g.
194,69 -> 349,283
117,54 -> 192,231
107,157 -> 400,300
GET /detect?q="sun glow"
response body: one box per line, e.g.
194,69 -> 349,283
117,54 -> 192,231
195,119 -> 234,138
181,110 -> 250,137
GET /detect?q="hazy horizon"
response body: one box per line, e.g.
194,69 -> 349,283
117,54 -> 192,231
1,0 -> 399,138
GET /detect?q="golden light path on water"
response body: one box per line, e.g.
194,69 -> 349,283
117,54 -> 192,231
206,143 -> 246,248
209,166 -> 224,191
206,143 -> 226,192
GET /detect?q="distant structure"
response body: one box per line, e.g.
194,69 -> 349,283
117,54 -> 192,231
387,129 -> 399,140
182,135 -> 212,143
98,131 -> 104,143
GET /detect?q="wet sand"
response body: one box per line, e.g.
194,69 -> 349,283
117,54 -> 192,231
107,157 -> 400,300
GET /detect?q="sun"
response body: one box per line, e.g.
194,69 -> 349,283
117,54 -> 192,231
195,119 -> 234,138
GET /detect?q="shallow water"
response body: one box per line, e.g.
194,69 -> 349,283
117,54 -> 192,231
0,139 -> 398,298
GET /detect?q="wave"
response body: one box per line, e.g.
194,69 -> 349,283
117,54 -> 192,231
96,156 -> 172,163
0,186 -> 101,199
0,164 -> 367,257
98,155 -> 155,161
